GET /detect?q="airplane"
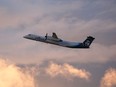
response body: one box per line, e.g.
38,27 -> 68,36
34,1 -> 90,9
23,32 -> 95,48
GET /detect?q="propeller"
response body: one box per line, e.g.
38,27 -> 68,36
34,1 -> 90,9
46,33 -> 48,37
45,33 -> 48,40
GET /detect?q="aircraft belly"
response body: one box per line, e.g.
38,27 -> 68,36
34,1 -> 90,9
58,41 -> 73,47
37,38 -> 84,48
59,41 -> 82,48
35,37 -> 46,42
46,40 -> 59,45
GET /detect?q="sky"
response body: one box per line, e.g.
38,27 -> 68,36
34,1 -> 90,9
0,0 -> 116,87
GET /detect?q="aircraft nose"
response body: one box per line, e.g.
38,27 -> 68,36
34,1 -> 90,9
23,36 -> 26,38
23,35 -> 28,38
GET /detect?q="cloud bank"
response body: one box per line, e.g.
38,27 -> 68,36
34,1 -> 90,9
0,58 -> 35,87
0,58 -> 116,87
46,62 -> 91,80
100,68 -> 116,87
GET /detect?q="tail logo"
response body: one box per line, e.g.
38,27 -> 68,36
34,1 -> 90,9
85,40 -> 90,46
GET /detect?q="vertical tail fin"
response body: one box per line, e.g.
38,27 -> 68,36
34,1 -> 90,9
83,36 -> 95,47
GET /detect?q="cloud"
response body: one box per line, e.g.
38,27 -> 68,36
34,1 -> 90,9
0,58 -> 36,87
45,62 -> 91,80
0,0 -> 82,29
0,57 -> 116,87
0,58 -> 92,87
100,68 -> 116,87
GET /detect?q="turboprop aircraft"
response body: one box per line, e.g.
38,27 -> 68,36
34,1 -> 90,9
24,32 -> 95,48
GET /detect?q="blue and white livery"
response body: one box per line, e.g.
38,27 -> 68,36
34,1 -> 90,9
24,32 -> 95,48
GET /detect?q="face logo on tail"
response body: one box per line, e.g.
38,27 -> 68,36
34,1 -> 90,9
85,40 -> 90,46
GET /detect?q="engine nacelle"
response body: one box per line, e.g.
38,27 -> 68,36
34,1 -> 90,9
47,36 -> 62,42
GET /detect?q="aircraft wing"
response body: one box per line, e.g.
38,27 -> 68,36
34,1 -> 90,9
52,32 -> 58,39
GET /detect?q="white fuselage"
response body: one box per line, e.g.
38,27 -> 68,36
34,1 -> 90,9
23,34 -> 83,48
